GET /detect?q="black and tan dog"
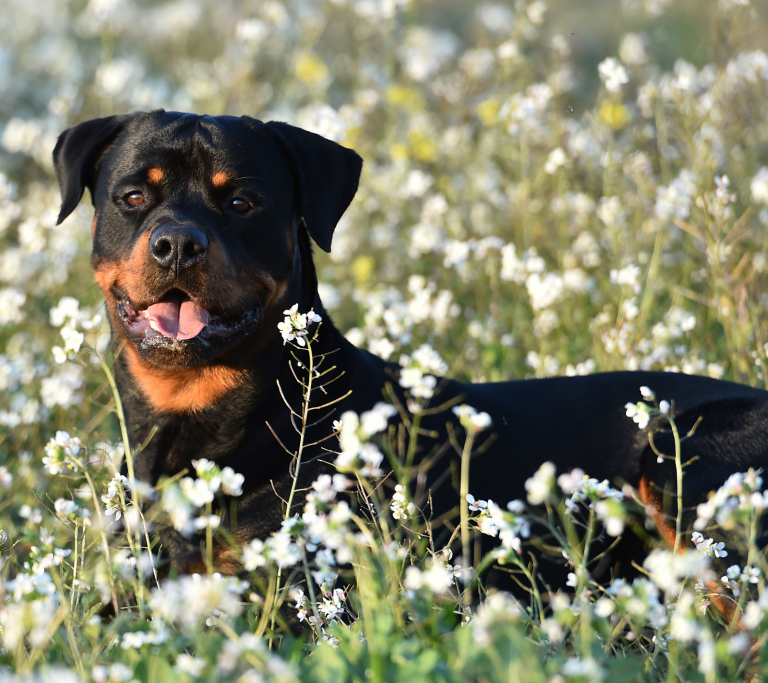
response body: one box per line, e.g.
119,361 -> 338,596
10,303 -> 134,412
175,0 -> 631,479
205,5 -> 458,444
54,110 -> 768,588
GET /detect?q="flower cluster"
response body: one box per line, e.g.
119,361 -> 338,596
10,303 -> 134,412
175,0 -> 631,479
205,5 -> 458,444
161,459 -> 245,536
390,484 -> 417,520
242,518 -> 303,570
690,531 -> 727,558
49,296 -> 102,364
602,577 -> 669,630
333,402 -> 397,478
404,560 -> 456,594
522,461 -> 627,535
148,573 -> 248,630
398,343 -> 448,400
102,474 -> 129,521
468,496 -> 530,556
452,404 -> 492,433
524,461 -> 557,505
643,548 -> 711,594
42,430 -> 83,475
694,468 -> 767,530
624,386 -> 671,431
720,563 -> 760,597
278,304 -> 322,347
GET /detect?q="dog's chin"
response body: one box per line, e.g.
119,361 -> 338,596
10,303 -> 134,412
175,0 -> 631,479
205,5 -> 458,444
117,297 -> 261,369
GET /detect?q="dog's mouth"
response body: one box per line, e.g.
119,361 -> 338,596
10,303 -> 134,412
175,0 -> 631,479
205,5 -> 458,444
116,288 -> 259,344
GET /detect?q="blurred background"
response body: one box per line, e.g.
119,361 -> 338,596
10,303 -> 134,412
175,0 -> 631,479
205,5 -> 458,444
2,0 -> 768,444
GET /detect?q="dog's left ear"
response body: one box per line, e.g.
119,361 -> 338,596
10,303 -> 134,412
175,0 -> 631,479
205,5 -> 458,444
263,121 -> 362,253
53,114 -> 134,225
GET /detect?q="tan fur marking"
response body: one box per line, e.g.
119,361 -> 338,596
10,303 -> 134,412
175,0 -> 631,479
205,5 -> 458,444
93,263 -> 120,297
124,344 -> 246,414
147,167 -> 164,184
211,170 -> 231,187
263,276 -> 288,310
95,234 -> 156,312
638,475 -> 678,548
91,212 -> 99,238
122,232 -> 154,301
638,475 -> 739,623
127,231 -> 151,268
704,580 -> 738,623
273,279 -> 288,305
187,548 -> 241,575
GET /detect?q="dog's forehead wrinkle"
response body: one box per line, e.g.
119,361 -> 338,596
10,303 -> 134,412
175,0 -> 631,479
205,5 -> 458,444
234,175 -> 272,189
113,124 -> 291,198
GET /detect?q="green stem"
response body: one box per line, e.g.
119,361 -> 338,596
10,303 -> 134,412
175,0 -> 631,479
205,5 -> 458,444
300,542 -> 322,640
70,454 -> 120,612
666,639 -> 679,683
206,501 -> 214,576
460,430 -> 475,606
95,352 -> 133,483
669,416 -> 684,554
94,348 -> 160,596
71,522 -> 78,610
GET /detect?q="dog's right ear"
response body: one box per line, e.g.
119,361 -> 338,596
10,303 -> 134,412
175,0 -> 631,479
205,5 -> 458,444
53,114 -> 133,225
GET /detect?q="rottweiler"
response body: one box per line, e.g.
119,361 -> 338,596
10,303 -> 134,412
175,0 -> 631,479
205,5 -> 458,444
53,110 -> 768,590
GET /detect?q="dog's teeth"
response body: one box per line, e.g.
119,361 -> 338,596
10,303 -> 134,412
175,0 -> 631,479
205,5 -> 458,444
149,320 -> 159,331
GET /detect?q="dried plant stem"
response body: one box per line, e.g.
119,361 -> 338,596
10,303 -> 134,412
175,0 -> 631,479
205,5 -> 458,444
271,336 -> 317,642
285,338 -> 315,517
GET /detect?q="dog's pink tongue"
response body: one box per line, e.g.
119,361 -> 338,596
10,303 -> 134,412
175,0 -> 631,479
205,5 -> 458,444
146,300 -> 209,340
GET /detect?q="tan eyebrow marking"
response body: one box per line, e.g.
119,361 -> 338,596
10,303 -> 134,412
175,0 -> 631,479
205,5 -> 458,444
211,170 -> 231,187
147,167 -> 164,184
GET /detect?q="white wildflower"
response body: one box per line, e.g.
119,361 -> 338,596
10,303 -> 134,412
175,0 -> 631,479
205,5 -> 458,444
242,538 -> 268,571
391,484 -> 417,520
42,431 -> 83,474
175,654 -> 206,677
452,404 -> 492,433
544,147 -> 568,174
278,304 -> 322,346
54,498 -> 77,518
619,33 -> 648,65
625,401 -> 651,429
598,57 -> 630,93
751,167 -> 768,205
221,467 -> 244,496
524,461 -> 556,505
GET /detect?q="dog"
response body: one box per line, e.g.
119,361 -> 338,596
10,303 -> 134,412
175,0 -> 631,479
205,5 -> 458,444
53,110 -> 768,591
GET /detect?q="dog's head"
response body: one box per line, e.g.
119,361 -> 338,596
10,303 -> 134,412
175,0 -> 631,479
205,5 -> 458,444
54,111 -> 361,374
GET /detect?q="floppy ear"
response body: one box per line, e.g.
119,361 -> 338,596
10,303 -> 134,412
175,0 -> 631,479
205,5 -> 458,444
53,114 -> 134,225
263,121 -> 362,253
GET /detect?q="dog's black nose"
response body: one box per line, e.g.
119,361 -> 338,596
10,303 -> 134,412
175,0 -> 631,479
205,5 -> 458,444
149,224 -> 209,270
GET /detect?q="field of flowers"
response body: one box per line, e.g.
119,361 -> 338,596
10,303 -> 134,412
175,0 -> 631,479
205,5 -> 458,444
3,0 -> 768,680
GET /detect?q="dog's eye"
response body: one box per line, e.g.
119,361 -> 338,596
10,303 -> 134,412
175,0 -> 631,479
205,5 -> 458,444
231,197 -> 251,214
125,191 -> 145,206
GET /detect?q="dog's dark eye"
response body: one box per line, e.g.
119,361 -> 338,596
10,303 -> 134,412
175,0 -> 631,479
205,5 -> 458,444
231,197 -> 251,214
125,191 -> 145,206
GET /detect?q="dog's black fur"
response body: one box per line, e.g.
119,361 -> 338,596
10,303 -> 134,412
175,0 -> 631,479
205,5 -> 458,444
54,110 -> 768,585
